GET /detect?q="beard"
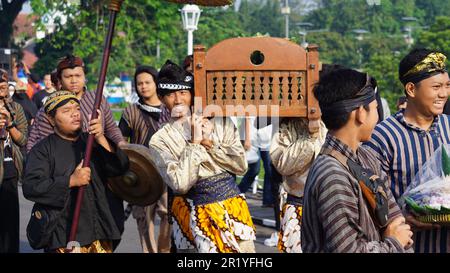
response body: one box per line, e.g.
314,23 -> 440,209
55,125 -> 82,140
67,127 -> 82,138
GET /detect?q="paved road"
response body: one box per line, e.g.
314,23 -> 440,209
18,186 -> 278,253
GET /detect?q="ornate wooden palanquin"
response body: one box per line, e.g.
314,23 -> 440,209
193,36 -> 321,133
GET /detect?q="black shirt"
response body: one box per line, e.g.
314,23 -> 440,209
22,133 -> 129,250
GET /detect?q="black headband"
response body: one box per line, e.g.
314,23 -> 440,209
157,60 -> 194,97
320,74 -> 377,116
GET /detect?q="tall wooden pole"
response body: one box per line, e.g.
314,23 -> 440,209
66,0 -> 124,252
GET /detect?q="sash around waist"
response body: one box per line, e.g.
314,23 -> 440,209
186,172 -> 241,205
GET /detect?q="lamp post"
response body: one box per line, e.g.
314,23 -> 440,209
281,0 -> 291,39
181,4 -> 202,55
352,29 -> 369,68
297,22 -> 313,48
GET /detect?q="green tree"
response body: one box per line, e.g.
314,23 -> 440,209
364,52 -> 403,111
31,0 -> 183,88
195,7 -> 249,49
239,0 -> 283,37
305,31 -> 359,68
31,0 -> 250,88
416,16 -> 450,58
414,0 -> 450,26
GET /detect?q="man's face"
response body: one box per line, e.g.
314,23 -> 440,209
43,74 -> 53,90
161,90 -> 192,118
409,72 -> 450,117
360,99 -> 379,142
136,72 -> 156,100
52,101 -> 82,136
60,67 -> 85,95
0,82 -> 8,98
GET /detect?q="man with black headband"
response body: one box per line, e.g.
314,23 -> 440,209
366,49 -> 450,253
0,69 -> 28,253
301,68 -> 413,253
119,65 -> 171,253
149,60 -> 255,253
23,91 -> 129,253
270,64 -> 340,253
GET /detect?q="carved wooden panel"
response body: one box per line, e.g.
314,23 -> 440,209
193,37 -> 321,132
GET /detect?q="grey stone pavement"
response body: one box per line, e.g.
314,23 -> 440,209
18,186 -> 278,253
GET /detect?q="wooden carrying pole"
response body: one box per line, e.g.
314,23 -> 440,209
66,0 -> 124,252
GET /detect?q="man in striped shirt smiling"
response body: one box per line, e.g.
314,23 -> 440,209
301,68 -> 413,253
365,49 -> 450,253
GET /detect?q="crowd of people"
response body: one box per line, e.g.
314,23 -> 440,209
0,46 -> 449,253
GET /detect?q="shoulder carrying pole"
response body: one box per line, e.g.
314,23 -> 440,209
66,0 -> 124,252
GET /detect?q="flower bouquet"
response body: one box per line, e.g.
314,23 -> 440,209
401,144 -> 450,224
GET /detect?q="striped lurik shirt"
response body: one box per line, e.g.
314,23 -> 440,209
301,134 -> 406,253
365,110 -> 450,253
26,91 -> 124,152
119,102 -> 170,147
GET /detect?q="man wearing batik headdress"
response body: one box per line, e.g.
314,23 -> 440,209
23,91 -> 129,253
26,55 -> 127,249
365,49 -> 450,253
149,60 -> 256,253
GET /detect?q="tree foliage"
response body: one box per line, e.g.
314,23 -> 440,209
24,0 -> 450,111
301,0 -> 449,111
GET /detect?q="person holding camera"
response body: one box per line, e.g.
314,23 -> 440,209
0,69 -> 28,253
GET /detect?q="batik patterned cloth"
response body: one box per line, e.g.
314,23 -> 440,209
278,195 -> 303,253
170,175 -> 256,253
54,240 -> 112,253
150,117 -> 255,252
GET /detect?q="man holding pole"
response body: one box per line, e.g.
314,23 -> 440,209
22,91 -> 129,253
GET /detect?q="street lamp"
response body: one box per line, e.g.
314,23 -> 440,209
280,0 -> 291,39
180,4 -> 202,55
297,22 -> 313,48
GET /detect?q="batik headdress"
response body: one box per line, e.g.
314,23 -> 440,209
44,90 -> 79,114
400,52 -> 447,85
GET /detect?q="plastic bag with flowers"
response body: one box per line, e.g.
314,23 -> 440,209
400,144 -> 450,223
